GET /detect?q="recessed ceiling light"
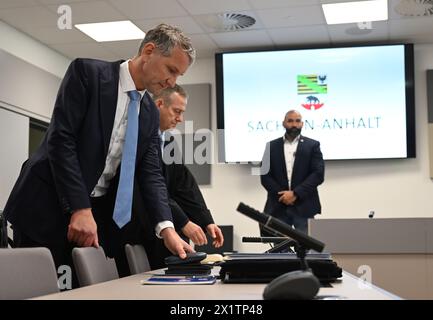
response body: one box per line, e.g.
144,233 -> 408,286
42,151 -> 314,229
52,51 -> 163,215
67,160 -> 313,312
322,0 -> 388,25
75,21 -> 145,42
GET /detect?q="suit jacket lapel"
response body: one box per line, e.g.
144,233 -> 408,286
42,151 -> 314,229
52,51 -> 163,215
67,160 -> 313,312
137,91 -> 152,159
99,61 -> 122,156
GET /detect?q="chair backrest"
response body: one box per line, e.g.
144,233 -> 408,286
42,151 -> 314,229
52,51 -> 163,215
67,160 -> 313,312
125,244 -> 151,274
0,247 -> 59,299
72,247 -> 119,287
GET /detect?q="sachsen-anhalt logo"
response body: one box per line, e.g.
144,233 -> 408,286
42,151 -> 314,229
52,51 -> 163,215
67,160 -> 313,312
297,74 -> 327,110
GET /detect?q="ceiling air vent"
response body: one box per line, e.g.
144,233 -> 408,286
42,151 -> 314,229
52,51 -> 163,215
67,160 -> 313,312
201,13 -> 256,32
394,0 -> 433,16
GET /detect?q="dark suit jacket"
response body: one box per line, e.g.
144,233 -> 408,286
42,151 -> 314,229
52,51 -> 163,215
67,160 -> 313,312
161,137 -> 214,230
164,163 -> 214,230
4,58 -> 172,246
261,135 -> 324,220
133,138 -> 215,269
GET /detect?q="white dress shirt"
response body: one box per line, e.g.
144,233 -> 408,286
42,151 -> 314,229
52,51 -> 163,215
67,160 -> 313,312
91,60 -> 174,236
283,134 -> 300,190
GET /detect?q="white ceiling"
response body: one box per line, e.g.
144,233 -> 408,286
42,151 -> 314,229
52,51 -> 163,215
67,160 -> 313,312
1,0 -> 433,61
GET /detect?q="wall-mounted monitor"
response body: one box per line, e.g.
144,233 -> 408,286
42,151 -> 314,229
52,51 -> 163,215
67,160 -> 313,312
216,44 -> 415,162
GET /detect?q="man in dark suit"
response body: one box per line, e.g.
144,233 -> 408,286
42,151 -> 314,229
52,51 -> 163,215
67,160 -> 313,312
134,85 -> 224,269
3,24 -> 195,277
260,110 -> 325,234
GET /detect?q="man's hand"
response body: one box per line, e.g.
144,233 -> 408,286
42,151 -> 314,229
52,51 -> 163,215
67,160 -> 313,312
67,208 -> 99,247
161,227 -> 195,259
182,221 -> 208,246
206,224 -> 224,248
278,190 -> 297,206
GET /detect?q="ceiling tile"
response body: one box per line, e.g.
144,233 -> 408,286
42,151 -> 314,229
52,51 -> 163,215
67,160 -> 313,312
319,0 -> 366,3
0,6 -> 59,28
389,0 -> 406,20
249,0 -> 320,10
268,25 -> 330,46
210,29 -> 274,49
0,0 -> 432,63
134,16 -> 204,35
398,33 -> 433,44
328,21 -> 389,43
108,0 -> 188,19
389,17 -> 433,38
18,25 -> 95,44
389,0 -> 433,20
51,42 -> 119,60
257,5 -> 326,28
46,1 -> 126,24
177,0 -> 251,15
38,0 -> 95,4
0,0 -> 38,9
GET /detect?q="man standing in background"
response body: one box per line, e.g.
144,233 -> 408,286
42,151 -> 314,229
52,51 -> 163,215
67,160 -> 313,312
260,110 -> 325,234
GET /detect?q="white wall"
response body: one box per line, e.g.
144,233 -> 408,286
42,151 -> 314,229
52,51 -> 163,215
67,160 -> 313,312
179,45 -> 433,252
0,21 -> 69,79
0,21 -> 69,121
0,108 -> 29,210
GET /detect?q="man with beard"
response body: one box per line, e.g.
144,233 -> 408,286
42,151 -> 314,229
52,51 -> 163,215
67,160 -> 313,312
260,110 -> 325,234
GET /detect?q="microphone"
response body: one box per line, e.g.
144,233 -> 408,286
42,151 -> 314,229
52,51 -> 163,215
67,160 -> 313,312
236,202 -> 325,253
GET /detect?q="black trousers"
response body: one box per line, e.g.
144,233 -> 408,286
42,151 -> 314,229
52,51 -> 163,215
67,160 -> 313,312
90,195 -> 141,278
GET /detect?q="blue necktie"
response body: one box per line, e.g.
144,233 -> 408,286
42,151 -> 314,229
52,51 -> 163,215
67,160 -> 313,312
113,90 -> 141,228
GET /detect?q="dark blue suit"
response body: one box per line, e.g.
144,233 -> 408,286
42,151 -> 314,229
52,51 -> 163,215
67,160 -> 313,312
260,135 -> 324,232
4,59 -> 172,272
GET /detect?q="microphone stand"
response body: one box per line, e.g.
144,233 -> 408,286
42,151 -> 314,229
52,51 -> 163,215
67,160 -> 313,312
237,202 -> 323,299
265,239 -> 296,254
294,243 -> 309,271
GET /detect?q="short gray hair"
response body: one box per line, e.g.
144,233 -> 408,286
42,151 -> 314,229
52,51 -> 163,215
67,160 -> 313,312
153,84 -> 188,105
138,23 -> 196,65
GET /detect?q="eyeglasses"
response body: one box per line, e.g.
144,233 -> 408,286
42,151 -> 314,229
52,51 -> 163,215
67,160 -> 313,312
286,119 -> 302,123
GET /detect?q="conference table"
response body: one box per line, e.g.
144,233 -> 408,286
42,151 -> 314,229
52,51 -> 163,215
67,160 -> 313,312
35,269 -> 401,300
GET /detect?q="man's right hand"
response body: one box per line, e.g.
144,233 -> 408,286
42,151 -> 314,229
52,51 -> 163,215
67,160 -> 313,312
67,208 -> 99,247
161,227 -> 195,259
278,190 -> 297,206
